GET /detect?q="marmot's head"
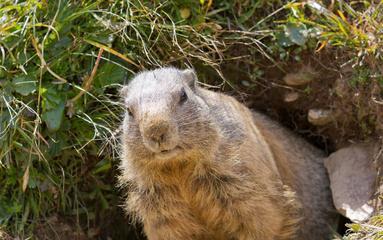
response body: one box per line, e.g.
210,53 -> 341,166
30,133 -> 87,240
120,67 -> 218,163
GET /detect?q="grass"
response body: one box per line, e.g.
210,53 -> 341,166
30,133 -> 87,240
285,1 -> 383,71
346,215 -> 383,240
0,0 -> 382,238
0,0 -> 275,237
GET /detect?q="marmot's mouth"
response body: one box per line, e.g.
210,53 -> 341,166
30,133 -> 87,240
155,146 -> 182,160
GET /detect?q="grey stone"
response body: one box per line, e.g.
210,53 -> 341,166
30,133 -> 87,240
324,143 -> 379,222
284,92 -> 299,102
308,109 -> 333,126
283,67 -> 316,86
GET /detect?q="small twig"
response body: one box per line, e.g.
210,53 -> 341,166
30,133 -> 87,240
84,39 -> 140,68
69,48 -> 104,103
36,131 -> 49,146
31,36 -> 67,83
372,96 -> 383,105
359,223 -> 383,231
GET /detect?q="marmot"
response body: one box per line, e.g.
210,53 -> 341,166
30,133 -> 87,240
119,67 -> 336,240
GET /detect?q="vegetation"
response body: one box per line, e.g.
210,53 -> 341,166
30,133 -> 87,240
0,0 -> 381,239
346,215 -> 383,240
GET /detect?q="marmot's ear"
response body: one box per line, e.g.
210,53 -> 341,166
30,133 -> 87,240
119,85 -> 129,99
181,69 -> 197,90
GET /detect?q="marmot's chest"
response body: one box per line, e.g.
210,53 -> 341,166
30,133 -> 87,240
160,169 -> 241,223
163,179 -> 226,232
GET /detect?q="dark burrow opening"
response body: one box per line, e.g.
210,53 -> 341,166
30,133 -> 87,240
337,215 -> 352,236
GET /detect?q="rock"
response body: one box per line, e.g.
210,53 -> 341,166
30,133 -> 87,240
324,143 -> 379,222
284,92 -> 299,102
283,66 -> 316,86
307,109 -> 333,126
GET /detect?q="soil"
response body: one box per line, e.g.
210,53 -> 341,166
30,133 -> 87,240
220,48 -> 382,151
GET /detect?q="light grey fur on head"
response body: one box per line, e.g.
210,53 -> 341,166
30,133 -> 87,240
120,66 -> 215,161
120,67 -> 197,100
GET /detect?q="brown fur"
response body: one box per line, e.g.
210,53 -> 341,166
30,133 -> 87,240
119,67 -> 336,240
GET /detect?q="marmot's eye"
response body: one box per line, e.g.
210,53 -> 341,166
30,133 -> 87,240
179,88 -> 188,104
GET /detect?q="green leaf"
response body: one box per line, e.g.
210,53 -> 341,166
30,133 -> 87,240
41,87 -> 66,131
42,101 -> 65,132
47,133 -> 66,157
285,22 -> 308,46
12,75 -> 36,96
94,62 -> 126,88
275,31 -> 294,47
92,159 -> 111,174
347,223 -> 361,232
41,87 -> 64,110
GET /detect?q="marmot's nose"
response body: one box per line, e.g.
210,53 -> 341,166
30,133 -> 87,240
145,121 -> 170,145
